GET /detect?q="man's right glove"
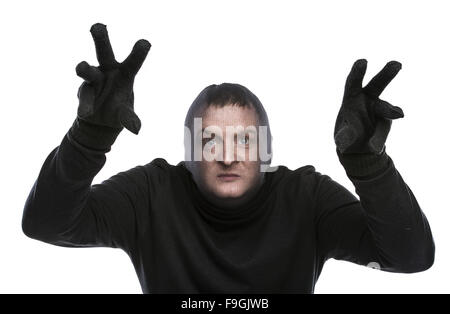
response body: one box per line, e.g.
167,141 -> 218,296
70,23 -> 151,151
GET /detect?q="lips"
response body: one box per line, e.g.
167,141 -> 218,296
217,173 -> 240,182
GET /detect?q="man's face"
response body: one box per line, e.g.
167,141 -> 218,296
189,104 -> 264,201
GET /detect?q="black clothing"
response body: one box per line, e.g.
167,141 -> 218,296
22,119 -> 435,293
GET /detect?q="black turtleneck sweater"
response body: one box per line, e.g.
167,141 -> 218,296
22,119 -> 435,293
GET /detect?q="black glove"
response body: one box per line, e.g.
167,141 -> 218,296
70,23 -> 151,150
334,59 -> 405,177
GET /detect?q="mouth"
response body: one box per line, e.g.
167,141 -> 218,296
217,173 -> 240,182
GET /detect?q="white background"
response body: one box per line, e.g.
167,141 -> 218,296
0,0 -> 448,293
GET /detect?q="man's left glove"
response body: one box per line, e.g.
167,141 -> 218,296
334,59 -> 405,177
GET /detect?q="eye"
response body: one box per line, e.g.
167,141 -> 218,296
204,138 -> 216,147
238,136 -> 249,145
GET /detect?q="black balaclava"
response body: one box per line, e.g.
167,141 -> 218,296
182,83 -> 274,210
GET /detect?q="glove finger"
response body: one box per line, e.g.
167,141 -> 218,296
334,123 -> 357,153
368,118 -> 391,154
122,39 -> 151,77
343,59 -> 367,101
364,61 -> 402,97
119,106 -> 141,135
77,82 -> 96,118
373,99 -> 404,119
90,23 -> 117,69
76,61 -> 104,84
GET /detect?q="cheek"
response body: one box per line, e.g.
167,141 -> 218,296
245,161 -> 261,173
199,162 -> 217,181
246,142 -> 260,162
241,162 -> 261,182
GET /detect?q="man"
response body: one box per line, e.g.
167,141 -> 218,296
22,23 -> 435,294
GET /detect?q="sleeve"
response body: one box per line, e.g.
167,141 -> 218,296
22,118 -> 150,253
314,154 -> 435,273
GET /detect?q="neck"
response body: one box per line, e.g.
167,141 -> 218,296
200,175 -> 265,210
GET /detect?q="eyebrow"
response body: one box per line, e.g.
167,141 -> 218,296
198,127 -> 257,136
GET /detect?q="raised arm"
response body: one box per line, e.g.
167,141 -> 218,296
314,155 -> 435,273
315,60 -> 435,273
22,23 -> 151,252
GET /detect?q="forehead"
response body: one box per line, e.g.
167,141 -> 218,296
201,104 -> 259,127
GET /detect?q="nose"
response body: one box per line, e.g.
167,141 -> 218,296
221,138 -> 238,166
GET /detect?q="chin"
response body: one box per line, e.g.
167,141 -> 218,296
213,184 -> 247,199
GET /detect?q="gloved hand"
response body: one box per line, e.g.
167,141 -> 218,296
334,59 -> 404,155
75,23 -> 151,135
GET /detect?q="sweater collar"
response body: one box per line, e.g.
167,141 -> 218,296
177,162 -> 276,228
